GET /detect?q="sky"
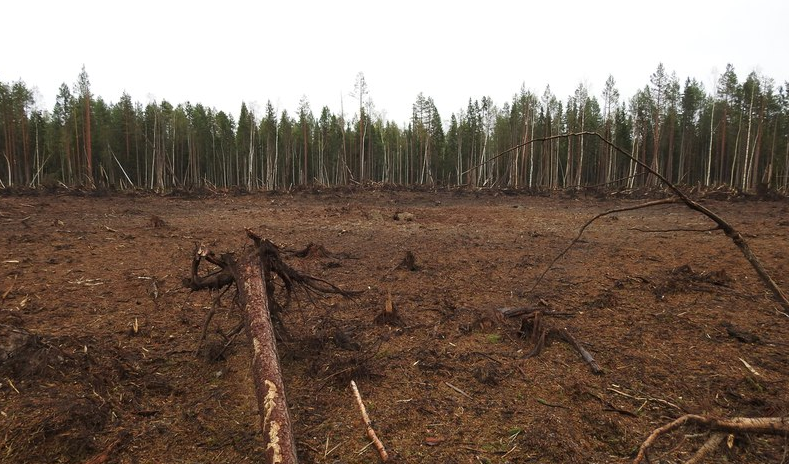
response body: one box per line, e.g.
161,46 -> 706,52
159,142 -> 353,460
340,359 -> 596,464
3,0 -> 788,125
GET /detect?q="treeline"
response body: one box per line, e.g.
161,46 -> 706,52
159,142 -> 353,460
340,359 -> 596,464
2,65 -> 788,192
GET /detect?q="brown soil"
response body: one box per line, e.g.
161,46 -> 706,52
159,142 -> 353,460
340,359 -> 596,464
1,189 -> 788,463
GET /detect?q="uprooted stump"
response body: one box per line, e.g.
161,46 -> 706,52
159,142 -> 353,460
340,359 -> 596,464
500,308 -> 602,375
182,229 -> 357,464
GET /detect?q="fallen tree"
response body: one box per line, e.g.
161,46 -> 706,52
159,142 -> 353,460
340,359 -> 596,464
183,229 -> 355,464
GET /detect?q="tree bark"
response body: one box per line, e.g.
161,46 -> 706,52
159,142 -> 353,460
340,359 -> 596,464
228,249 -> 298,464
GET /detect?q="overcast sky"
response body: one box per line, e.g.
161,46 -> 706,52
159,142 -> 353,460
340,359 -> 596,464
3,0 -> 788,124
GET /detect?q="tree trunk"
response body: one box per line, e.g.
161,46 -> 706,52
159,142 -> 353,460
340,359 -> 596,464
706,101 -> 714,186
742,88 -> 755,190
85,92 -> 93,186
228,249 -> 298,464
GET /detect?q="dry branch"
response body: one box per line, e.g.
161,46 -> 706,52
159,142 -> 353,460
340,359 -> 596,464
684,433 -> 726,464
633,414 -> 789,464
529,198 -> 677,293
556,327 -> 602,374
500,131 -> 789,313
351,380 -> 389,462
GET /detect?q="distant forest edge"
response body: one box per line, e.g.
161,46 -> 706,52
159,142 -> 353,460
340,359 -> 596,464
2,64 -> 788,193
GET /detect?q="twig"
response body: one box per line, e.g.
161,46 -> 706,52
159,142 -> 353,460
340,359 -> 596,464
738,357 -> 761,376
607,387 -> 684,413
583,389 -> 638,417
630,226 -> 721,233
497,306 -> 574,318
445,381 -> 473,399
325,441 -> 342,457
2,275 -> 15,301
6,378 -> 20,394
536,398 -> 568,409
356,441 -> 374,455
195,308 -> 216,356
350,380 -> 389,462
502,444 -> 518,459
684,433 -> 725,464
296,440 -> 321,456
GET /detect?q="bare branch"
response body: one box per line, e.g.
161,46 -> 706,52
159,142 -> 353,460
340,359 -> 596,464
634,414 -> 789,464
351,380 -> 389,462
684,433 -> 726,464
510,131 -> 789,312
529,198 -> 678,293
629,226 -> 722,233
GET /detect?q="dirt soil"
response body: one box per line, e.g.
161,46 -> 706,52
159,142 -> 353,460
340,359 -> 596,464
1,188 -> 788,464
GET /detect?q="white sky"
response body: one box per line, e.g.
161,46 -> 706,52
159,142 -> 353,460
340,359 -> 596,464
3,0 -> 788,125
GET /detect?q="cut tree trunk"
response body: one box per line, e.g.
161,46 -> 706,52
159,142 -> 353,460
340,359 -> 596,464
228,244 -> 298,464
183,232 -> 356,463
228,249 -> 298,464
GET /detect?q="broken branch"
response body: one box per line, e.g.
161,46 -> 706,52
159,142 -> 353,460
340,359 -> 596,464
513,310 -> 602,374
633,414 -> 789,464
510,132 -> 789,313
350,380 -> 389,462
529,198 -> 677,293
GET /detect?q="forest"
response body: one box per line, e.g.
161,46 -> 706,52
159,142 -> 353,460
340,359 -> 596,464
1,63 -> 788,193
3,63 -> 789,464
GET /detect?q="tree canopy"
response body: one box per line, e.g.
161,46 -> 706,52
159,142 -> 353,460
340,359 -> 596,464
2,65 -> 788,192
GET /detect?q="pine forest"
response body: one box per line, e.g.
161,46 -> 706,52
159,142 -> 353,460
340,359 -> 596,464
2,64 -> 788,193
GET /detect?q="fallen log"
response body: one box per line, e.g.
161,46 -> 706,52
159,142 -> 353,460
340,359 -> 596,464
227,243 -> 298,464
182,230 -> 358,463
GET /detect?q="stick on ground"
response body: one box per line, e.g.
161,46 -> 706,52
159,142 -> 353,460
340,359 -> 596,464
350,380 -> 389,462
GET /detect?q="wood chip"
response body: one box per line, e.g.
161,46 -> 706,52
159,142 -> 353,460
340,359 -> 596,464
738,357 -> 761,376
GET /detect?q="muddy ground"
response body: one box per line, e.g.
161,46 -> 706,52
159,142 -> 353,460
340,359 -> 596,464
1,188 -> 788,463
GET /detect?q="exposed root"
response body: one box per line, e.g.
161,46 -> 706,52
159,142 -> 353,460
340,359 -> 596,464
516,310 -> 602,374
182,243 -> 234,291
633,414 -> 789,464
